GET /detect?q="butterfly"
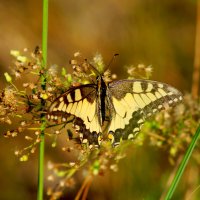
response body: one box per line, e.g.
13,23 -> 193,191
48,60 -> 182,147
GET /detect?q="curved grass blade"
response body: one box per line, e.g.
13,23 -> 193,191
164,124 -> 200,200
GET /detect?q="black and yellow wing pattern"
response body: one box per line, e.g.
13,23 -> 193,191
48,84 -> 103,144
48,76 -> 182,146
107,79 -> 182,145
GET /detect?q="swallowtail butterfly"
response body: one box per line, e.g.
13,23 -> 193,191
48,60 -> 182,147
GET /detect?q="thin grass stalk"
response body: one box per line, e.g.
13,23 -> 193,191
164,125 -> 200,200
164,1 -> 200,199
192,0 -> 200,98
75,175 -> 93,200
160,155 -> 183,200
81,176 -> 93,200
37,0 -> 48,200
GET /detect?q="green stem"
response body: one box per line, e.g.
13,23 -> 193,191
164,125 -> 200,200
42,0 -> 48,70
37,0 -> 48,200
37,120 -> 45,200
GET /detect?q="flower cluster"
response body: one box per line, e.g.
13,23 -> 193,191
1,49 -> 199,199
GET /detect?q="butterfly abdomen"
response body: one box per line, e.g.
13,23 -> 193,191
97,76 -> 107,126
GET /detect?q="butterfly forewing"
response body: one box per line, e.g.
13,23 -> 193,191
107,79 -> 182,145
48,84 -> 103,144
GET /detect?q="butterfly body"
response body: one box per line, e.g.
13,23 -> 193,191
48,71 -> 182,146
96,76 -> 107,126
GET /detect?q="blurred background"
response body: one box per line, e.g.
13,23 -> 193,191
0,0 -> 198,199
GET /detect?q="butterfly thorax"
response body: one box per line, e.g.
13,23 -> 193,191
96,76 -> 107,126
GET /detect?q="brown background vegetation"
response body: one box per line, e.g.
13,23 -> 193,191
0,0 -> 197,199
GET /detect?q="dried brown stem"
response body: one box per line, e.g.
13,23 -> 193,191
75,175 -> 93,200
192,0 -> 200,98
81,176 -> 93,200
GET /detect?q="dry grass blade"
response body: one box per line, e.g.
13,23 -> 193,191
75,175 -> 93,200
192,0 -> 200,98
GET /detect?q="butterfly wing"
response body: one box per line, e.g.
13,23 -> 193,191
48,84 -> 102,145
107,79 -> 182,145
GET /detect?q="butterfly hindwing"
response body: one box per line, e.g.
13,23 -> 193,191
107,79 -> 182,145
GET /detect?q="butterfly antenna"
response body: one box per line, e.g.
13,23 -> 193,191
104,53 -> 119,72
84,59 -> 101,76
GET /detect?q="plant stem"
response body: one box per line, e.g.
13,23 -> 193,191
75,175 -> 93,200
164,125 -> 200,200
42,0 -> 48,71
192,0 -> 200,98
37,120 -> 45,200
37,0 -> 48,200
